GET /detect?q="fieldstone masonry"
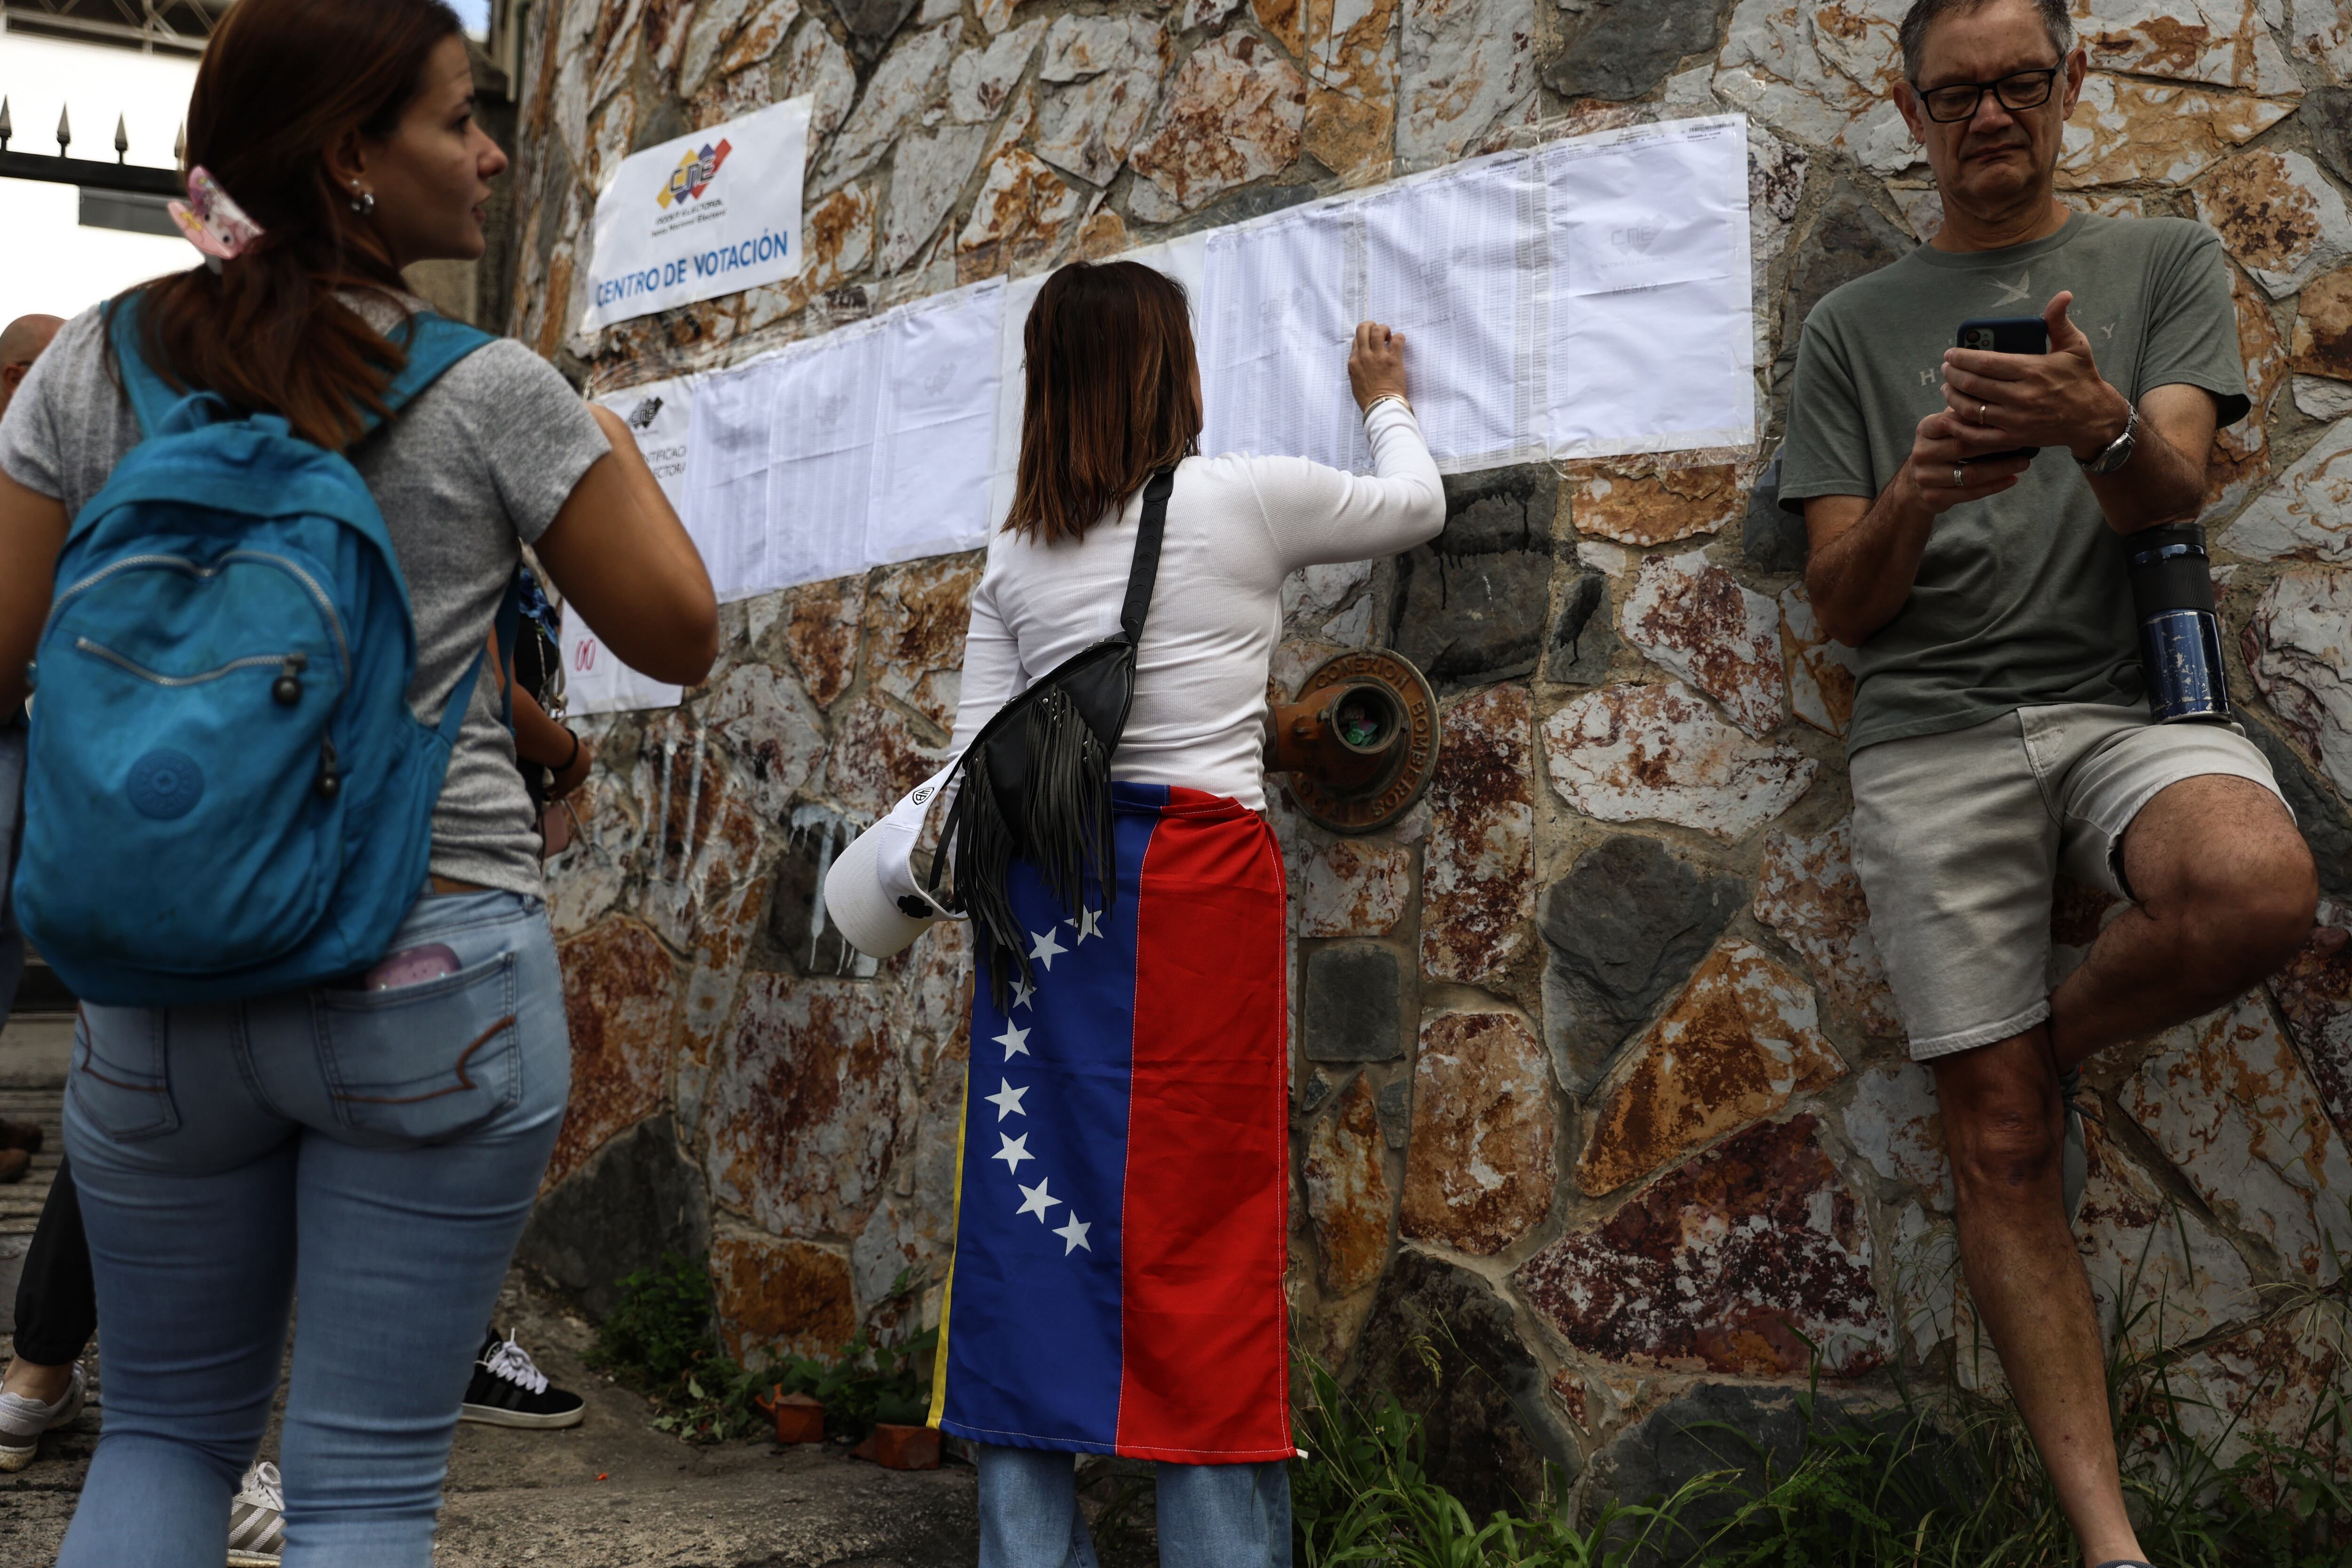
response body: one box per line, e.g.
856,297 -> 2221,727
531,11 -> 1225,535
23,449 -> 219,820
512,0 -> 2352,1513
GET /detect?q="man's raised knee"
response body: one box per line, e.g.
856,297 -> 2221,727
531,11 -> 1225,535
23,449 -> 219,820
2169,834 -> 2317,983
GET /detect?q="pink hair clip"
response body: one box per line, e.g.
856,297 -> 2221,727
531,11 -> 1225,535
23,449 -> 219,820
168,166 -> 264,267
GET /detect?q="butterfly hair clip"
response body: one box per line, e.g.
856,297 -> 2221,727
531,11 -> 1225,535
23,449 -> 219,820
168,166 -> 265,270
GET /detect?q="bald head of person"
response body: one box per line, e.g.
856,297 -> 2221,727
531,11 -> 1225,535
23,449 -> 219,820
0,315 -> 64,419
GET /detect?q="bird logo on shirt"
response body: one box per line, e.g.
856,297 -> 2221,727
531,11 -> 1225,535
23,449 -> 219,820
1987,270 -> 2034,306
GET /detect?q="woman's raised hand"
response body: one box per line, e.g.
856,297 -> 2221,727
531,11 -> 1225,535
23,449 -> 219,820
1348,320 -> 1410,412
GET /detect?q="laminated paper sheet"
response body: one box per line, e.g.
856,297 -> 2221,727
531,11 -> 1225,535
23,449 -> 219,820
870,278 -> 1005,565
572,375 -> 701,711
1201,207 -> 1368,474
683,352 -> 789,603
1544,114 -> 1754,457
1362,153 -> 1547,472
754,324 -> 886,593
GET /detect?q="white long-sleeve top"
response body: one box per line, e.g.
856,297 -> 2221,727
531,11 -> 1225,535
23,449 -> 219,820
945,399 -> 1446,809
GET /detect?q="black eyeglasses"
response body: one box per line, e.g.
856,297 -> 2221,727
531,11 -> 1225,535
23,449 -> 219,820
1912,66 -> 2060,123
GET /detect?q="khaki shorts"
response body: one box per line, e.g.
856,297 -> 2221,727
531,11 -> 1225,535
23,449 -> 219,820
1849,701 -> 2286,1061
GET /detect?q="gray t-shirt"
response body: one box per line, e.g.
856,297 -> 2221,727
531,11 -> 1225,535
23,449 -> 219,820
0,295 -> 612,898
1778,213 -> 2250,755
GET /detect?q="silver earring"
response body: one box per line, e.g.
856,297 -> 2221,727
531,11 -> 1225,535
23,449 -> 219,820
348,178 -> 373,217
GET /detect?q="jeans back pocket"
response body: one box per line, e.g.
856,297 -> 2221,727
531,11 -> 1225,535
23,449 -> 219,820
71,1006 -> 180,1141
315,953 -> 523,1146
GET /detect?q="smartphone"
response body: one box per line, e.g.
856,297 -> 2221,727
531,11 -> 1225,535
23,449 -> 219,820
1955,316 -> 2047,465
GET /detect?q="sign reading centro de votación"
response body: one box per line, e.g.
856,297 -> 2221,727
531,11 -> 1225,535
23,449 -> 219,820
581,96 -> 812,332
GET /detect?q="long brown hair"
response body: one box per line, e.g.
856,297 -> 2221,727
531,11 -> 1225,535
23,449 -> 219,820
1006,261 -> 1203,544
121,0 -> 463,449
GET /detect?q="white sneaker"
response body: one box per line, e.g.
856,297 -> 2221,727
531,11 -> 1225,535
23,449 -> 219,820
0,1363 -> 85,1472
227,1460 -> 286,1567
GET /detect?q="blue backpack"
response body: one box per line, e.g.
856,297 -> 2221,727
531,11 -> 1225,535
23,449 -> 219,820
14,299 -> 509,1007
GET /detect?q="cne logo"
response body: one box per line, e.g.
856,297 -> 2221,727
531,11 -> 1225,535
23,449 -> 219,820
658,138 -> 733,209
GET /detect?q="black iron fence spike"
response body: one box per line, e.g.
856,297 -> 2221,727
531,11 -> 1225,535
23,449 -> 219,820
114,113 -> 128,163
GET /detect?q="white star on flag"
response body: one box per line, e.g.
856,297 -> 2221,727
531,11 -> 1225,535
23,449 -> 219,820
1017,1178 -> 1060,1221
994,1022 -> 1031,1060
1065,908 -> 1103,945
992,1132 -> 1033,1173
1027,926 -> 1067,971
1054,1214 -> 1093,1254
984,1079 -> 1029,1120
1010,979 -> 1035,1011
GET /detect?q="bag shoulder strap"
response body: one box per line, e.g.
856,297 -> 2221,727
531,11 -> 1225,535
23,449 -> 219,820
1116,467 -> 1177,648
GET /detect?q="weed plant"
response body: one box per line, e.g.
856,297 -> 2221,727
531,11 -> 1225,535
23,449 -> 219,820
1290,1258 -> 2350,1568
587,1252 -> 937,1444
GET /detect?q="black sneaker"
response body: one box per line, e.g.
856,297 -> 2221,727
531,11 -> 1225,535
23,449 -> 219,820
460,1329 -> 587,1429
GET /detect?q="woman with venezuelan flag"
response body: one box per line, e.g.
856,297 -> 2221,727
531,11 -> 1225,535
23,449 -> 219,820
829,259 -> 1443,1566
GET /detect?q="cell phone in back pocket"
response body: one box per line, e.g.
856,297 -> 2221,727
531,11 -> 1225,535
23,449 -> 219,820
1955,316 -> 2047,465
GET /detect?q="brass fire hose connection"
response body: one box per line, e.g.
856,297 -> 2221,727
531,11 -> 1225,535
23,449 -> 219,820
1263,650 -> 1441,834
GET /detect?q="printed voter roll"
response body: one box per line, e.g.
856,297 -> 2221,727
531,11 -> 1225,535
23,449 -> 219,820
581,96 -> 812,332
1362,152 -> 1548,473
868,278 -> 1003,566
594,374 -> 698,513
1543,114 -> 1754,457
1201,205 -> 1369,474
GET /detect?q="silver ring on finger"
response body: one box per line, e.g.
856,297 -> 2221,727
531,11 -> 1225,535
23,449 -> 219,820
1978,400 -> 1989,425
1951,464 -> 1966,487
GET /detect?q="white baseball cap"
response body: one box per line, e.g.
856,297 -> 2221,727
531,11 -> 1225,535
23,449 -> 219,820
823,762 -> 961,959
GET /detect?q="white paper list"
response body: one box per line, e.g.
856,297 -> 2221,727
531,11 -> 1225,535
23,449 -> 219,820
1201,206 -> 1368,474
765,322 -> 885,592
597,374 -> 699,514
683,354 -> 787,603
1543,114 -> 1754,457
870,278 -> 1004,565
1363,153 -> 1547,471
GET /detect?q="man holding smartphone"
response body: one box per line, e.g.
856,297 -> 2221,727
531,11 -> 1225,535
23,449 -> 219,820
1779,2 -> 2314,1566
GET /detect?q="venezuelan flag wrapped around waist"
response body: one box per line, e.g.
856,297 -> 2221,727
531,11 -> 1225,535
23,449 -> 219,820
928,782 -> 1291,1462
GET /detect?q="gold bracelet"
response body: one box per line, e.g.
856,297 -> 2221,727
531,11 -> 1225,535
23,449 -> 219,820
1364,392 -> 1414,418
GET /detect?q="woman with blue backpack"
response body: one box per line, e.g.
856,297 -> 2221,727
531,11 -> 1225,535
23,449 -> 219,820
0,0 -> 717,1560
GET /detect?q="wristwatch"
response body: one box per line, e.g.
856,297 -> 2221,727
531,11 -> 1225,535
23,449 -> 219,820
2077,400 -> 2139,477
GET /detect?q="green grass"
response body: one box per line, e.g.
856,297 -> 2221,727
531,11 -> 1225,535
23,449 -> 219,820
585,1251 -> 936,1444
1290,1262 -> 2351,1568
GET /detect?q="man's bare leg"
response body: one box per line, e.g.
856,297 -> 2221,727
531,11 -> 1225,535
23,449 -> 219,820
1936,774 -> 2315,1568
1937,1032 -> 2139,1564
2047,775 -> 2316,1069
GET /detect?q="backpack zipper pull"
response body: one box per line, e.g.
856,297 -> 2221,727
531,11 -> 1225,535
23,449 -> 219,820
316,736 -> 340,799
272,652 -> 307,706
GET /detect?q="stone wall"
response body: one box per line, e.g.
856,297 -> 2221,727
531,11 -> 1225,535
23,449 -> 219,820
507,0 -> 2352,1505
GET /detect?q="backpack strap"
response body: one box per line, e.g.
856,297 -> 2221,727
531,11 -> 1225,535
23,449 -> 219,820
104,298 -> 196,437
1116,467 -> 1177,648
103,295 -> 493,439
371,312 -> 495,428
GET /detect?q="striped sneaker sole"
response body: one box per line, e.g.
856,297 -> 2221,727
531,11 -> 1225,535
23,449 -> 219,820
460,1399 -> 586,1430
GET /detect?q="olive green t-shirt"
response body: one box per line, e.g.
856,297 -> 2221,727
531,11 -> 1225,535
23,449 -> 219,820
1778,213 -> 2250,755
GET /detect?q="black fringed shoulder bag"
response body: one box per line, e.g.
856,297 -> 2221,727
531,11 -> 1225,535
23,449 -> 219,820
924,467 -> 1175,1006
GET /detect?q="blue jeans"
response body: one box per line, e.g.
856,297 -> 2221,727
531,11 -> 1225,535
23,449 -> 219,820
0,724 -> 25,1021
977,1443 -> 1293,1568
57,890 -> 570,1568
